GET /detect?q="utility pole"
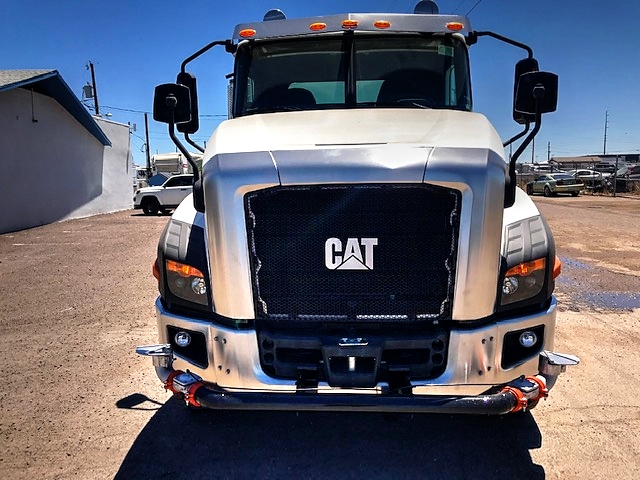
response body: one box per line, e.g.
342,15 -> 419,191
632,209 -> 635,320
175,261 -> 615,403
603,110 -> 609,155
531,137 -> 535,163
88,61 -> 99,115
144,113 -> 151,177
547,141 -> 550,162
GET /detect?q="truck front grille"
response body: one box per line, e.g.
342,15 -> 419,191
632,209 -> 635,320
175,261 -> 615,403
245,184 -> 460,322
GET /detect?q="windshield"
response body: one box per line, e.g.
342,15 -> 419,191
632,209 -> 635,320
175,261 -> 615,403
234,34 -> 471,116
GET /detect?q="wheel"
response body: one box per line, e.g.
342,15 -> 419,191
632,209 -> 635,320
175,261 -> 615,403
543,186 -> 552,197
571,191 -> 579,197
141,197 -> 160,215
526,184 -> 533,195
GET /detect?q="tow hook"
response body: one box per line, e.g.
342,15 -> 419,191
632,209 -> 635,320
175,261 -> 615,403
501,375 -> 549,413
136,344 -> 204,407
169,370 -> 205,408
539,351 -> 580,389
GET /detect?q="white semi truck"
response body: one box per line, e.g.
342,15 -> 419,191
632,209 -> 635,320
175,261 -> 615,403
138,1 -> 578,414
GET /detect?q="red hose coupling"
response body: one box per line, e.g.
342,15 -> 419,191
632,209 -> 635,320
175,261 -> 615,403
526,376 -> 549,401
164,370 -> 184,394
501,386 -> 528,413
185,381 -> 204,408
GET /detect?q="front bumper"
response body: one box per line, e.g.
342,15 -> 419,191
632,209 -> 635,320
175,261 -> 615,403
551,185 -> 583,194
137,297 -> 578,413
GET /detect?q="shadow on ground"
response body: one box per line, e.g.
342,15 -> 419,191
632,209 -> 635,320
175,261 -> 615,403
115,394 -> 543,480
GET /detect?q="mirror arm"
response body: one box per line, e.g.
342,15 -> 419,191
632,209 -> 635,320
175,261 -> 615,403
471,31 -> 533,58
181,40 -> 236,73
503,122 -> 530,148
166,95 -> 200,184
184,133 -> 205,153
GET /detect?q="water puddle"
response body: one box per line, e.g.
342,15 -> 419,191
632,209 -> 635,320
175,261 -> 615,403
559,256 -> 592,270
556,255 -> 639,310
582,292 -> 640,310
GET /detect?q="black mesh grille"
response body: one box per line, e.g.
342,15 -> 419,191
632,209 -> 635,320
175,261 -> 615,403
245,184 -> 460,322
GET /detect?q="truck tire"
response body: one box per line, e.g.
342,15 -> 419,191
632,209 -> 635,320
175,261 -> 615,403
543,186 -> 552,197
571,191 -> 579,197
141,197 -> 160,215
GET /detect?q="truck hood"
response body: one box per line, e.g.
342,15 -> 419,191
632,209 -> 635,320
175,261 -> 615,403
200,108 -> 508,321
206,109 -> 504,154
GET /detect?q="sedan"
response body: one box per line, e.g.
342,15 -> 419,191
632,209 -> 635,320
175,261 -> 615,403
566,169 -> 607,192
526,173 -> 584,197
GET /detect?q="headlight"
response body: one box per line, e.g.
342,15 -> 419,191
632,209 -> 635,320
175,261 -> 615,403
165,259 -> 208,306
500,258 -> 546,306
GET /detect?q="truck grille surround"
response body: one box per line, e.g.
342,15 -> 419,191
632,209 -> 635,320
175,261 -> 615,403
245,184 -> 461,322
245,184 -> 460,386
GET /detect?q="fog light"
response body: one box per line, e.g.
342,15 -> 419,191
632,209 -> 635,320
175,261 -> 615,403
503,276 -> 519,295
174,331 -> 192,347
519,331 -> 538,348
191,277 -> 207,296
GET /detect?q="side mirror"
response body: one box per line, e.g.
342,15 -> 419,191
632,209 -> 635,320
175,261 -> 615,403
193,178 -> 205,213
515,71 -> 558,119
512,58 -> 538,124
176,72 -> 200,134
153,83 -> 191,124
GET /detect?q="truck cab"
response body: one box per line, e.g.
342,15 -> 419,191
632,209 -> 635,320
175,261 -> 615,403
138,1 -> 578,414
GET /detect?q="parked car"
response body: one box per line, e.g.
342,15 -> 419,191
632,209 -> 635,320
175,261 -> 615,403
526,173 -> 584,197
530,164 -> 563,173
594,162 -> 618,175
606,164 -> 640,193
134,174 -> 194,215
566,169 -> 607,192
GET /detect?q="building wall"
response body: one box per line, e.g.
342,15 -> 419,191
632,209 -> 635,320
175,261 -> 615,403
66,117 -> 132,220
0,88 -> 132,233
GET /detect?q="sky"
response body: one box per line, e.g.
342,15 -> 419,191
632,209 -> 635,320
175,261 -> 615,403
4,0 -> 640,167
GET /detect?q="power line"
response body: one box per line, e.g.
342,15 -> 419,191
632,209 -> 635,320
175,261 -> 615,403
465,0 -> 485,15
452,1 -> 467,13
386,0 -> 400,12
102,104 -> 227,118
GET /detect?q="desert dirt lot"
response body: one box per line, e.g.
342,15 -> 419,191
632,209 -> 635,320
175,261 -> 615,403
0,194 -> 639,479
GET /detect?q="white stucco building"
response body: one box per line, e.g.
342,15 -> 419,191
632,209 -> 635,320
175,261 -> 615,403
0,70 -> 133,233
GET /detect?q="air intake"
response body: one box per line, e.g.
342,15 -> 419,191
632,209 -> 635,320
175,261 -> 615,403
414,1 -> 439,14
264,9 -> 286,21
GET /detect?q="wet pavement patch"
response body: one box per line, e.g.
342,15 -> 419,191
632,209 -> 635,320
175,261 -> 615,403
556,255 -> 639,310
582,292 -> 640,310
559,256 -> 592,271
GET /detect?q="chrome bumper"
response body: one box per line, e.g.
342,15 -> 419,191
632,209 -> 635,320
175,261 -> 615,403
137,297 -> 578,413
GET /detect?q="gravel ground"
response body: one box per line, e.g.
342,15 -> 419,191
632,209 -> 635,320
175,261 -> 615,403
0,194 -> 639,479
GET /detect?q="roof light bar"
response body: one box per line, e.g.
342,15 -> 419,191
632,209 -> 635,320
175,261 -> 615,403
446,22 -> 465,31
309,22 -> 327,31
238,28 -> 256,38
374,20 -> 391,29
342,19 -> 358,30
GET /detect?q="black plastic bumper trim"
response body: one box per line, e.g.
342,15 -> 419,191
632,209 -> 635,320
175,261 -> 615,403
194,387 -> 518,415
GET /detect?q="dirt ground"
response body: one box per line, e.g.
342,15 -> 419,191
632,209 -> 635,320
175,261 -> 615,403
0,194 -> 639,479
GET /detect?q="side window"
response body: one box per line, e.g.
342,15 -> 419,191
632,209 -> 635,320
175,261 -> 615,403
164,177 -> 179,188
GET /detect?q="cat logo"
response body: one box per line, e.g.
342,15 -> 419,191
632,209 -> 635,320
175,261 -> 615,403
325,237 -> 378,270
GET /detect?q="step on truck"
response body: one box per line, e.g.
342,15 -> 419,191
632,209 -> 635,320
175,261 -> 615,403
137,1 -> 579,414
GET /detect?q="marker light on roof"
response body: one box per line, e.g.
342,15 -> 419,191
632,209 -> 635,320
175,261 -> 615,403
239,29 -> 257,38
342,19 -> 358,29
310,22 -> 327,31
446,22 -> 464,31
374,20 -> 391,29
